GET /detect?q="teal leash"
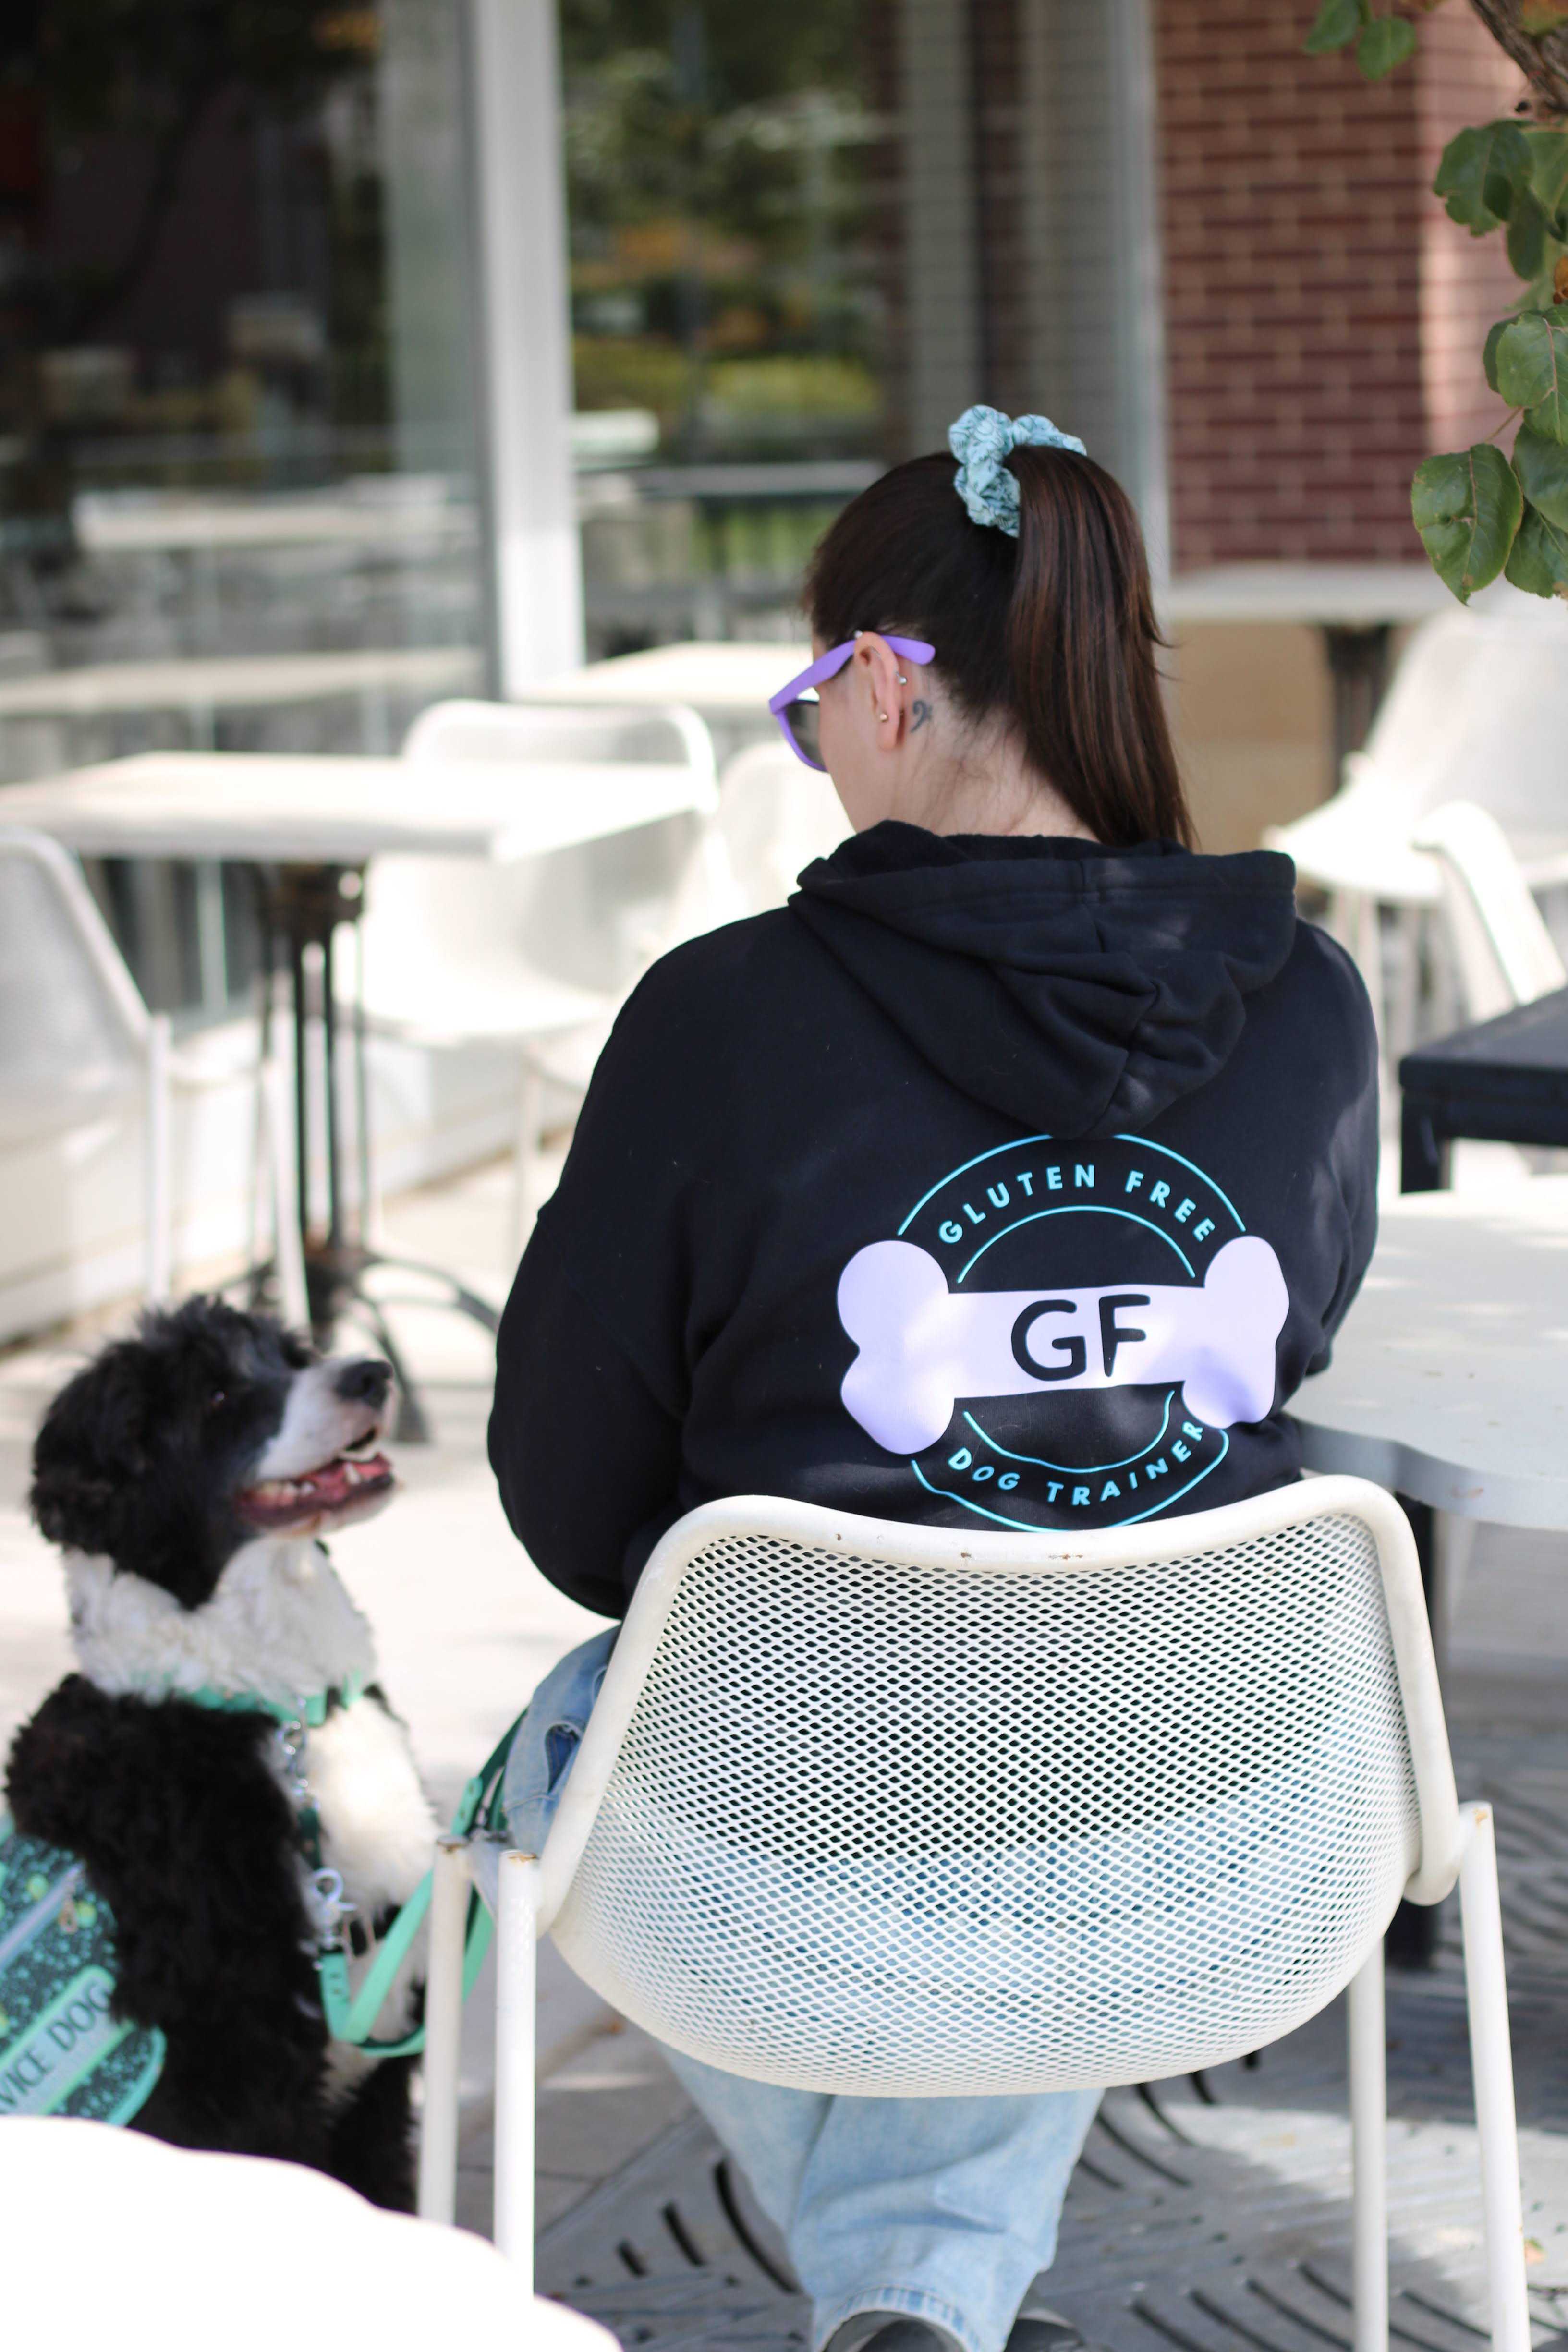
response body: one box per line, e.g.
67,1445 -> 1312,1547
181,1678 -> 524,2060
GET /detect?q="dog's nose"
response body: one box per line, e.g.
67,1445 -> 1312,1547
335,1357 -> 393,1409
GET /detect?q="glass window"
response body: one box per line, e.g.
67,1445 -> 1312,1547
0,0 -> 485,1012
560,0 -> 891,653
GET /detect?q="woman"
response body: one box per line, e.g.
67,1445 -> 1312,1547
487,409 -> 1379,2352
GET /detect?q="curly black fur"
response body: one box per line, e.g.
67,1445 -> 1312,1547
6,1678 -> 331,2164
31,1297 -> 316,1608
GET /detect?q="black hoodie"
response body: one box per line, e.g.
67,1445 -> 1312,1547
490,824 -> 1378,1618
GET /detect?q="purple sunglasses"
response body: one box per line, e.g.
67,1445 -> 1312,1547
768,634 -> 936,771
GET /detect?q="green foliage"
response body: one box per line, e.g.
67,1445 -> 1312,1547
1484,314 -> 1521,392
1434,121 -> 1535,234
1512,424 -> 1568,526
1410,445 -> 1524,600
1495,306 -> 1568,436
1506,504 -> 1568,594
1301,3 -> 1422,81
1525,126 -> 1568,216
1309,7 -> 1568,603
1357,16 -> 1419,76
1302,0 -> 1368,55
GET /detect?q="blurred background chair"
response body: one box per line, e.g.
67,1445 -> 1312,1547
716,740 -> 852,912
0,826 -> 301,1316
352,701 -> 744,1251
1266,599 -> 1568,1056
1413,801 -> 1568,1026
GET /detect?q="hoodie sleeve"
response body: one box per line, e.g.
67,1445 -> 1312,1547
486,929 -> 746,1612
489,1227 -> 682,1617
1307,932 -> 1381,1369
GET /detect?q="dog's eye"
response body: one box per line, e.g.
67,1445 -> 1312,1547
207,1389 -> 227,1412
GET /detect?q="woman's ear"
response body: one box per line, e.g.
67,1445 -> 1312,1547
851,633 -> 911,751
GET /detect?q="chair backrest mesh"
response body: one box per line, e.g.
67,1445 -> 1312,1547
550,1512 -> 1420,2095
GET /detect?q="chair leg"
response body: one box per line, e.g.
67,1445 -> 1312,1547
260,1054 -> 310,1331
1458,1804 -> 1532,2352
1348,1941 -> 1388,2352
417,1837 -> 471,2226
493,1851 -> 542,2287
145,1013 -> 173,1305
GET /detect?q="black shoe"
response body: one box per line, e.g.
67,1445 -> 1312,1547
1005,2308 -> 1084,2352
826,2324 -> 958,2352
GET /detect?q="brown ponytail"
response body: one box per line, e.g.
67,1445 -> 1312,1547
803,446 -> 1191,849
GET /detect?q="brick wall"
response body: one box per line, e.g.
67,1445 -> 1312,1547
1157,0 -> 1523,569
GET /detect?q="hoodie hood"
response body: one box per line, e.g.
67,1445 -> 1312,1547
790,822 -> 1298,1137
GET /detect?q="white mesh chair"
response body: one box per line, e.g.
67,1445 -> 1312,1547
1412,801 -> 1567,1024
0,826 -> 302,1316
419,1479 -> 1529,2349
357,699 -> 742,1248
1265,597 -> 1568,1055
716,740 -> 852,912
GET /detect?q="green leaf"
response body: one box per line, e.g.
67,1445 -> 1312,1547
1495,306 -> 1568,436
1509,189 -> 1551,280
1513,423 -> 1568,526
1411,444 -> 1524,599
1358,16 -> 1418,76
1505,502 -> 1568,596
1484,314 -> 1522,392
1434,121 -> 1534,233
1303,0 -> 1366,53
1524,126 -> 1568,222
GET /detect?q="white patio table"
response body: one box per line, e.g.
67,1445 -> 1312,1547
1289,1177 -> 1568,1531
0,749 -> 712,1428
1290,1176 -> 1568,1964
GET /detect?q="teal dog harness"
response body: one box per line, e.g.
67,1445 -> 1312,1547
0,1684 -> 520,2119
0,1822 -> 165,2122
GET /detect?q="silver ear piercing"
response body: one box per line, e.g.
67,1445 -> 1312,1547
878,709 -> 888,721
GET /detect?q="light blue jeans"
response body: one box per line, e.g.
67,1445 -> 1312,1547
496,1630 -> 1101,2352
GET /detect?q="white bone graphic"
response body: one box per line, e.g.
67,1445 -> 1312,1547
838,1233 -> 1289,1455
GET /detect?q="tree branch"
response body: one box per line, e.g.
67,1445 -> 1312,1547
1469,0 -> 1568,119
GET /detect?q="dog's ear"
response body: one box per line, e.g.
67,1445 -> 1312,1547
31,1342 -> 151,1557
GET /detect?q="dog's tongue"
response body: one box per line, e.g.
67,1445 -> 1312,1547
242,1453 -> 393,1524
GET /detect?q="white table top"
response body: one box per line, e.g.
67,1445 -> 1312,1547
529,641 -> 810,719
0,750 -> 709,865
73,491 -> 474,554
1291,1178 -> 1568,1528
0,646 -> 481,721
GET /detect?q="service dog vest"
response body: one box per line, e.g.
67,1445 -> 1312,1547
0,1819 -> 164,2123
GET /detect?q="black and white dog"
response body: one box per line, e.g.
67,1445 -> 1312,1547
5,1297 -> 438,2208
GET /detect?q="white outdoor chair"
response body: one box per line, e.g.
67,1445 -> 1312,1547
717,740 -> 852,912
1266,597 -> 1568,1054
1412,800 -> 1567,1024
419,1480 -> 1529,2351
354,699 -> 743,1249
0,826 -> 303,1318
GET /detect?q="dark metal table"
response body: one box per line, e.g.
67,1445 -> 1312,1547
1401,985 -> 1568,1192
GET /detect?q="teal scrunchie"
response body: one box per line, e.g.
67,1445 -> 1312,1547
948,404 -> 1087,537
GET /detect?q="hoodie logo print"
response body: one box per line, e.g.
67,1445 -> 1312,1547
835,1134 -> 1289,1532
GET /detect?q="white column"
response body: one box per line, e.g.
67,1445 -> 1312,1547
1019,0 -> 1170,582
898,0 -> 984,450
464,0 -> 584,691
